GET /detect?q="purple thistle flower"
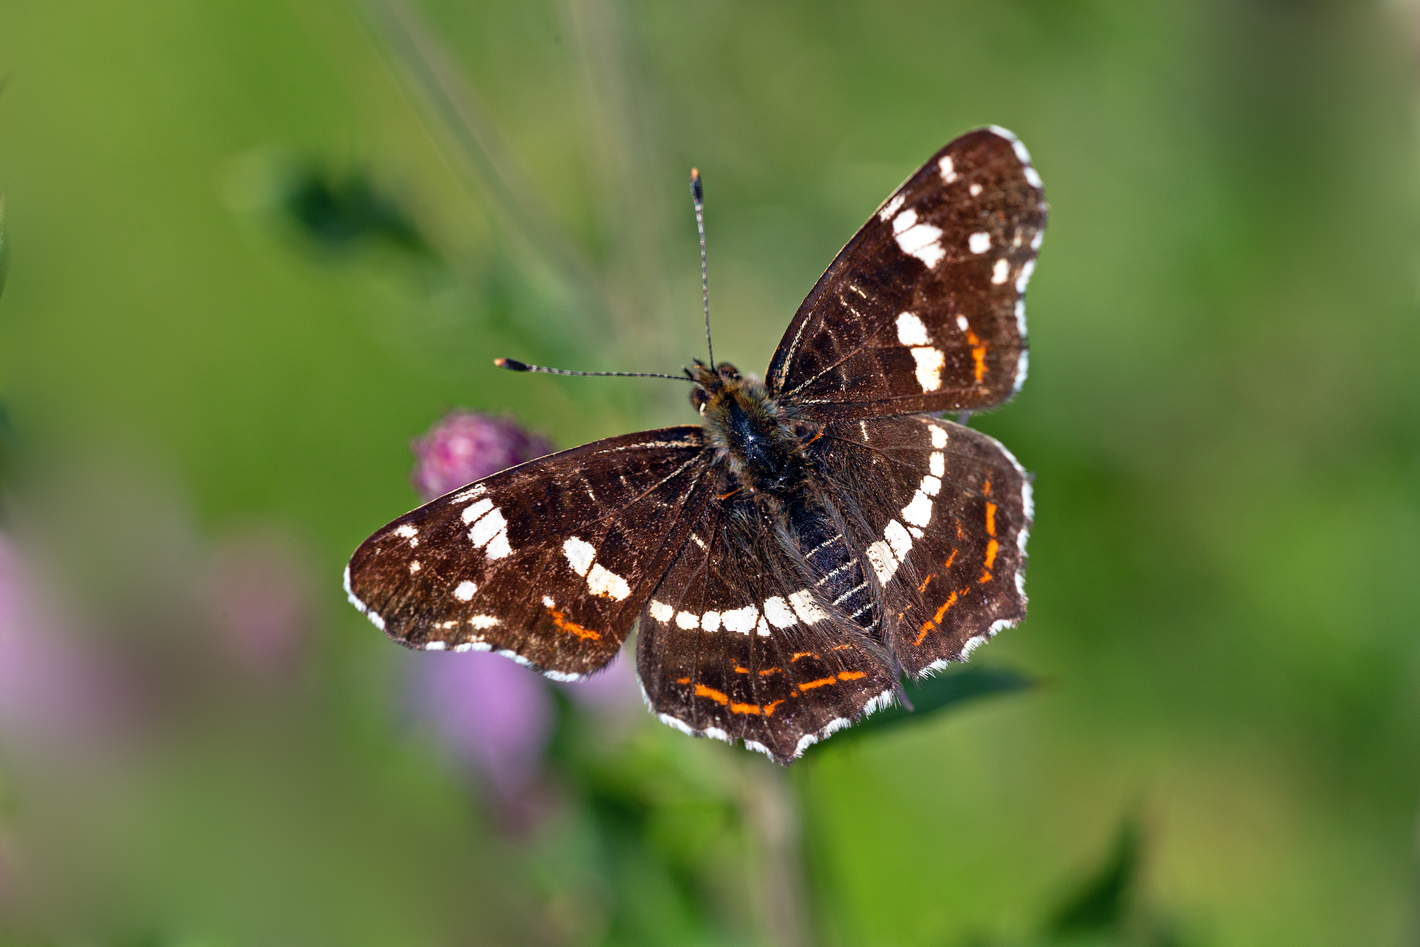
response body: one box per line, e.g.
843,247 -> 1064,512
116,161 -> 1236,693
407,411 -> 557,801
559,650 -> 643,725
410,411 -> 552,502
415,650 -> 554,798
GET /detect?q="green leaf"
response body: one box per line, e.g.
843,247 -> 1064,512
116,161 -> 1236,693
1048,819 -> 1141,936
810,666 -> 1035,753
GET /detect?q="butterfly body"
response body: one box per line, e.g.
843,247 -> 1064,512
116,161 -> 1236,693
346,127 -> 1047,763
692,360 -> 814,500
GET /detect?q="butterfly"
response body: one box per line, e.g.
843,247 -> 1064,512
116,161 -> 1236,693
345,127 -> 1045,763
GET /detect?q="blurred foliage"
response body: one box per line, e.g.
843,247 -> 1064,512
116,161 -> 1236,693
0,0 -> 1417,945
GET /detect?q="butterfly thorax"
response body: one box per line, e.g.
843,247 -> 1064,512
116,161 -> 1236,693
689,360 -> 814,499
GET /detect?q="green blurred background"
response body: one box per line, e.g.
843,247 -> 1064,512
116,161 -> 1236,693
1,0 -> 1418,944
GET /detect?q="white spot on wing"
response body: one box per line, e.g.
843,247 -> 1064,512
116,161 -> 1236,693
395,524 -> 417,539
788,590 -> 828,624
1013,350 -> 1029,394
469,615 -> 500,629
867,540 -> 898,583
721,605 -> 758,634
1015,299 -> 1027,336
930,424 -> 948,449
468,508 -> 505,545
425,641 -> 446,651
451,484 -> 486,503
454,580 -> 476,601
929,453 -> 945,477
969,183 -> 983,197
649,600 -> 674,623
968,231 -> 991,254
884,519 -> 913,560
563,537 -> 595,576
910,347 -> 945,392
902,491 -> 933,528
762,596 -> 797,628
920,474 -> 942,497
701,611 -> 721,632
1025,166 -> 1043,189
587,563 -> 631,600
938,155 -> 956,182
892,208 -> 946,268
676,611 -> 699,630
485,531 -> 511,560
895,312 -> 930,346
991,258 -> 1010,285
461,498 -> 494,524
957,315 -> 969,333
878,193 -> 905,221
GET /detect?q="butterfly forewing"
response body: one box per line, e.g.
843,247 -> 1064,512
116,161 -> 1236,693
345,427 -> 713,679
767,128 -> 1046,418
813,415 -> 1033,677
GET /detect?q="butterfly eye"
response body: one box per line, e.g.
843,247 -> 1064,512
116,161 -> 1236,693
690,388 -> 710,413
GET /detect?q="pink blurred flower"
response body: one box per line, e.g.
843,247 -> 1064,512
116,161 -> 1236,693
415,650 -> 554,798
558,651 -> 643,725
410,411 -> 552,502
201,530 -> 315,679
0,533 -> 117,752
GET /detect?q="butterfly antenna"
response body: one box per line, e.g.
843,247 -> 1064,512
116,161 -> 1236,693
494,358 -> 692,382
691,168 -> 713,368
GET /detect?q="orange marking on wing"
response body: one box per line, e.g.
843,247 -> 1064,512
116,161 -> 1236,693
804,427 -> 825,446
717,488 -> 742,501
675,677 -> 690,685
799,676 -> 838,690
762,700 -> 786,716
918,573 -> 936,593
730,701 -> 761,715
790,651 -> 817,662
983,478 -> 992,496
984,538 -> 999,571
758,667 -> 782,676
956,522 -> 966,539
944,549 -> 958,570
838,671 -> 867,681
966,330 -> 988,383
548,608 -> 600,641
831,644 -> 853,651
979,570 -> 993,583
694,684 -> 729,705
734,666 -> 750,674
985,501 -> 997,536
914,590 -> 961,646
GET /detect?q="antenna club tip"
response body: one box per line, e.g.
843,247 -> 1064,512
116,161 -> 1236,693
690,168 -> 703,202
494,357 -> 530,372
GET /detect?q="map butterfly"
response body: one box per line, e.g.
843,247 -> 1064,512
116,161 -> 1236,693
346,128 -> 1046,763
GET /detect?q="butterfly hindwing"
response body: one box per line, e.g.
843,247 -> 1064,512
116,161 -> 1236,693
637,486 -> 896,762
345,427 -> 713,679
813,414 -> 1033,677
767,128 -> 1047,418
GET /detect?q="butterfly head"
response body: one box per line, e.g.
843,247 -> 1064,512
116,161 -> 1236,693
686,359 -> 749,415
